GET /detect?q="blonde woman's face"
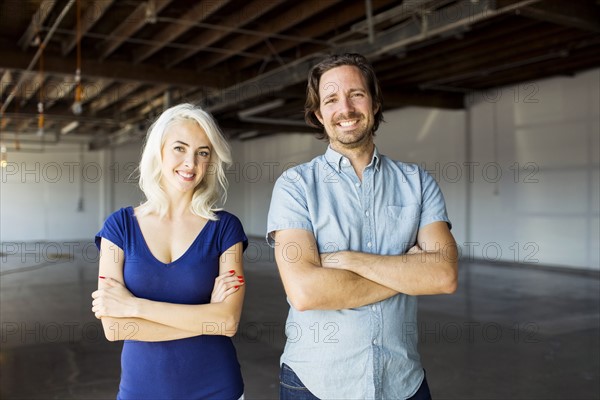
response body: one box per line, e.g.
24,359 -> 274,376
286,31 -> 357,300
160,120 -> 212,195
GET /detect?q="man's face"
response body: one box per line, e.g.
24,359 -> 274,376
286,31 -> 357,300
315,65 -> 378,150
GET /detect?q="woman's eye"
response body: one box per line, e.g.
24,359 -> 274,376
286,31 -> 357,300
174,146 -> 184,152
198,151 -> 210,157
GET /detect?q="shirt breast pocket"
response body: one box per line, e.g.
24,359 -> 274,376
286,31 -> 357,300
383,204 -> 421,253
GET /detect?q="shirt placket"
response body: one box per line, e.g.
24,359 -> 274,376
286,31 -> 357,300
363,166 -> 383,399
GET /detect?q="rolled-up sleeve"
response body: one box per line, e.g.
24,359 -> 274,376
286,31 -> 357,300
418,167 -> 452,230
266,170 -> 314,247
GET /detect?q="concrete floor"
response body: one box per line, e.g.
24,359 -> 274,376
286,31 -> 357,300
1,239 -> 598,399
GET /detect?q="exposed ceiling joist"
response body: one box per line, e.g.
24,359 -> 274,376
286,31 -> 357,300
18,0 -> 56,50
89,82 -> 143,114
235,0 -> 398,71
0,49 -> 225,88
62,0 -> 115,55
518,0 -> 600,32
165,0 -> 285,68
198,0 -> 342,70
132,0 -> 230,64
97,0 -> 173,61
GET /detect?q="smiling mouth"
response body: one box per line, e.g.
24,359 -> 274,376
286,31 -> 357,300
337,120 -> 359,128
177,171 -> 196,180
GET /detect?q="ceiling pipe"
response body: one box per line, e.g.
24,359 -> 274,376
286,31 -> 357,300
1,0 -> 76,115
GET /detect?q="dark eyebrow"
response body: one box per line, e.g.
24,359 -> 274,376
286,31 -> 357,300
322,92 -> 337,101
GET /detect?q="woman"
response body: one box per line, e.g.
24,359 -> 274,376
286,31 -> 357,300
92,103 -> 246,399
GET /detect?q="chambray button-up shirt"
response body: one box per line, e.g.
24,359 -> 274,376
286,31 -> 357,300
267,146 -> 451,400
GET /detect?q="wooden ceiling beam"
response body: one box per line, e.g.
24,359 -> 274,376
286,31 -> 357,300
198,0 -> 342,70
0,48 -> 225,88
43,76 -> 75,109
166,0 -> 284,68
118,84 -> 169,113
519,0 -> 600,33
374,18 -> 539,76
381,25 -> 582,84
62,0 -> 115,55
0,70 -> 13,97
461,46 -> 600,90
97,0 -> 173,61
18,0 -> 56,50
132,0 -> 230,64
89,82 -> 143,113
235,0 -> 397,71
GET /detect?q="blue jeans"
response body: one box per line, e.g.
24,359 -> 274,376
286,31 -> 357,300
279,363 -> 432,400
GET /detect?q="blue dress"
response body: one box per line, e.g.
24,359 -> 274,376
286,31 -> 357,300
95,207 -> 247,400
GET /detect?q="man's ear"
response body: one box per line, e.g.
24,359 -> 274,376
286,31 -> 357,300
373,102 -> 380,115
315,109 -> 324,125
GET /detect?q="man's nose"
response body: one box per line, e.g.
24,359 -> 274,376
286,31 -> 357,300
339,96 -> 355,114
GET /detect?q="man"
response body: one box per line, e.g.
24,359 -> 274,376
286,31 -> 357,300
267,53 -> 458,400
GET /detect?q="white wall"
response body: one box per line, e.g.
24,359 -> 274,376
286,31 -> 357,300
226,134 -> 327,237
1,144 -> 103,242
0,140 -> 144,242
468,69 -> 599,270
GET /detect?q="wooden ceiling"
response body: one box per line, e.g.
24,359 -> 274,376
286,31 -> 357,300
0,0 -> 599,150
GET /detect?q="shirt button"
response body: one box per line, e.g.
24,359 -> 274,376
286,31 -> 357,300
372,339 -> 377,345
367,242 -> 372,248
365,210 -> 369,217
342,159 -> 349,165
371,305 -> 376,311
355,182 -> 360,187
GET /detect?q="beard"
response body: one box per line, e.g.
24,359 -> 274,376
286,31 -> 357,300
329,112 -> 373,148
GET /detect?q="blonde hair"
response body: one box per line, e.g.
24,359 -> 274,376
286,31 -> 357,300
137,103 -> 232,220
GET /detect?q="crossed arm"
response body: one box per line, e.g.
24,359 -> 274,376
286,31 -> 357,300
273,221 -> 458,311
91,238 -> 245,342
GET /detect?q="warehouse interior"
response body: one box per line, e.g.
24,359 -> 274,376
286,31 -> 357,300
0,0 -> 599,398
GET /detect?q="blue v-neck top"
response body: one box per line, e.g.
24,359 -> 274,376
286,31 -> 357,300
95,206 -> 247,400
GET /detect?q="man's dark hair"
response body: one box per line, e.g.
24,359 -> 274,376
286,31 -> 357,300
304,53 -> 384,140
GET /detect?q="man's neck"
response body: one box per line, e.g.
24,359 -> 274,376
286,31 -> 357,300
331,140 -> 375,181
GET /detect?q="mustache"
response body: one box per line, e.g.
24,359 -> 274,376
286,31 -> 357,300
333,112 -> 363,123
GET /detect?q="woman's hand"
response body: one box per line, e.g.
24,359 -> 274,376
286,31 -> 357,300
211,270 -> 244,303
91,277 -> 138,319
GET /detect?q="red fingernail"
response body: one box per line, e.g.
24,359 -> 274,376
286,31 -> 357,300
234,286 -> 239,289
98,276 -> 106,279
237,276 -> 243,278
229,270 -> 235,274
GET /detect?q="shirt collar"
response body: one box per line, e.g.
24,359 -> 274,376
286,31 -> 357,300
324,145 -> 382,173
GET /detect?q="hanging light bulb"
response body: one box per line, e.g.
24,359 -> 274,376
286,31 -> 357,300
72,68 -> 82,115
72,0 -> 83,115
0,146 -> 7,168
37,101 -> 45,136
